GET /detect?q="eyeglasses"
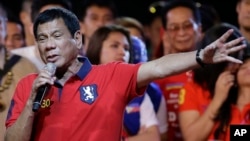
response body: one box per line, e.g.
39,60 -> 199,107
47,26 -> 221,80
166,21 -> 196,34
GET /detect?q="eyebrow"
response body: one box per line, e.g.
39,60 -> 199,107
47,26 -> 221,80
37,30 -> 61,37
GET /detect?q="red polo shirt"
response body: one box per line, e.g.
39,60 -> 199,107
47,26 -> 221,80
6,57 -> 145,141
179,80 -> 250,141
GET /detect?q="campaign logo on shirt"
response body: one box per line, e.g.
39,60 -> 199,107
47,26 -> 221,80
125,103 -> 140,113
79,84 -> 98,104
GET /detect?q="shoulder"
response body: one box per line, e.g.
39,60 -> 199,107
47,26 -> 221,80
92,62 -> 141,72
13,55 -> 38,72
20,73 -> 38,82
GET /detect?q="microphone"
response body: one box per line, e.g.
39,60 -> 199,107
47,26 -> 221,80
32,63 -> 56,112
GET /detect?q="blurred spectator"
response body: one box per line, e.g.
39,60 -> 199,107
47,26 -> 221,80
129,36 -> 167,141
179,23 -> 247,141
76,0 -> 117,54
86,25 -> 161,141
31,0 -> 72,22
236,0 -> 250,41
115,17 -> 146,41
197,2 -> 221,36
19,0 -> 34,46
116,17 -> 167,140
0,3 -> 37,140
144,1 -> 166,60
154,0 -> 202,140
5,16 -> 26,51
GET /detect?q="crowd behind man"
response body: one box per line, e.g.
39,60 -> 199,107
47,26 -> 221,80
0,0 -> 249,141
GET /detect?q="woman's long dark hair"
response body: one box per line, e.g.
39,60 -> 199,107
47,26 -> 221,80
193,23 -> 246,139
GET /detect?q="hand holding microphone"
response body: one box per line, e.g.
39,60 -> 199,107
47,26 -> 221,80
32,63 -> 56,112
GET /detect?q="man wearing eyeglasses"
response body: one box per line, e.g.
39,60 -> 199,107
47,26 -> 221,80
154,0 -> 202,141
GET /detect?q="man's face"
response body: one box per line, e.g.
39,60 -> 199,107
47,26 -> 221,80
237,0 -> 250,30
5,21 -> 25,51
165,6 -> 201,53
0,16 -> 7,46
36,18 -> 81,69
81,5 -> 114,39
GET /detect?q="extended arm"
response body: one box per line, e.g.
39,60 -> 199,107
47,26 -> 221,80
137,29 -> 246,88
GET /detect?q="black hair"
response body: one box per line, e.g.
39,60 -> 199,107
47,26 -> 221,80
6,10 -> 25,39
31,0 -> 72,22
144,1 -> 167,26
197,3 -> 221,33
193,23 -> 246,139
161,0 -> 201,29
33,8 -> 80,40
76,0 -> 117,21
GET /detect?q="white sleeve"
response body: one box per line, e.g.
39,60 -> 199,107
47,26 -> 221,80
156,96 -> 168,133
139,94 -> 158,128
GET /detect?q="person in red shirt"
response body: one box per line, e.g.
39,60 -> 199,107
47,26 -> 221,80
179,23 -> 249,141
154,0 -> 202,140
4,8 -> 246,141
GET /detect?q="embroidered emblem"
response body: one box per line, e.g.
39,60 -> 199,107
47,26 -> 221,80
79,84 -> 98,104
126,103 -> 140,113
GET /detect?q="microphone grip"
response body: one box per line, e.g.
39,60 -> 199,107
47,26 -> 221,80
32,84 -> 50,112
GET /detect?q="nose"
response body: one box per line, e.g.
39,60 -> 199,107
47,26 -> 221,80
118,46 -> 127,56
176,27 -> 187,35
45,38 -> 56,50
5,37 -> 13,50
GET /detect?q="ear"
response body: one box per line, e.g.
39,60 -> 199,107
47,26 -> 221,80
74,30 -> 83,50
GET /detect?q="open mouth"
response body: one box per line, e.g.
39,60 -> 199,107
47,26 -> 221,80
47,54 -> 58,62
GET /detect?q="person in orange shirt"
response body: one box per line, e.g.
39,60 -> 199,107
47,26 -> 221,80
179,23 -> 249,141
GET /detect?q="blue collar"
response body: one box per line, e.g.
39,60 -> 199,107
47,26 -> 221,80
76,57 -> 92,80
54,57 -> 92,88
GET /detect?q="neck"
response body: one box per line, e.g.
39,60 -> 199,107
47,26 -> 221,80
237,86 -> 250,108
56,59 -> 83,86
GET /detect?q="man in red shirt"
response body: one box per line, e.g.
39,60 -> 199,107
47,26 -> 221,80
4,7 -> 246,141
154,0 -> 202,140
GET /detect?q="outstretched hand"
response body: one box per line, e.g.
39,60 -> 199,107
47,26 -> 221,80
200,29 -> 246,64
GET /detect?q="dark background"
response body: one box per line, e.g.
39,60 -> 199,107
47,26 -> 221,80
1,0 -> 239,27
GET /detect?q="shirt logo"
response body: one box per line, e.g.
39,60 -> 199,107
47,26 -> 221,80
79,84 -> 98,104
126,103 -> 140,113
41,99 -> 51,108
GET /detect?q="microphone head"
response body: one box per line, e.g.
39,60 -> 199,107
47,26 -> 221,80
46,63 -> 57,76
